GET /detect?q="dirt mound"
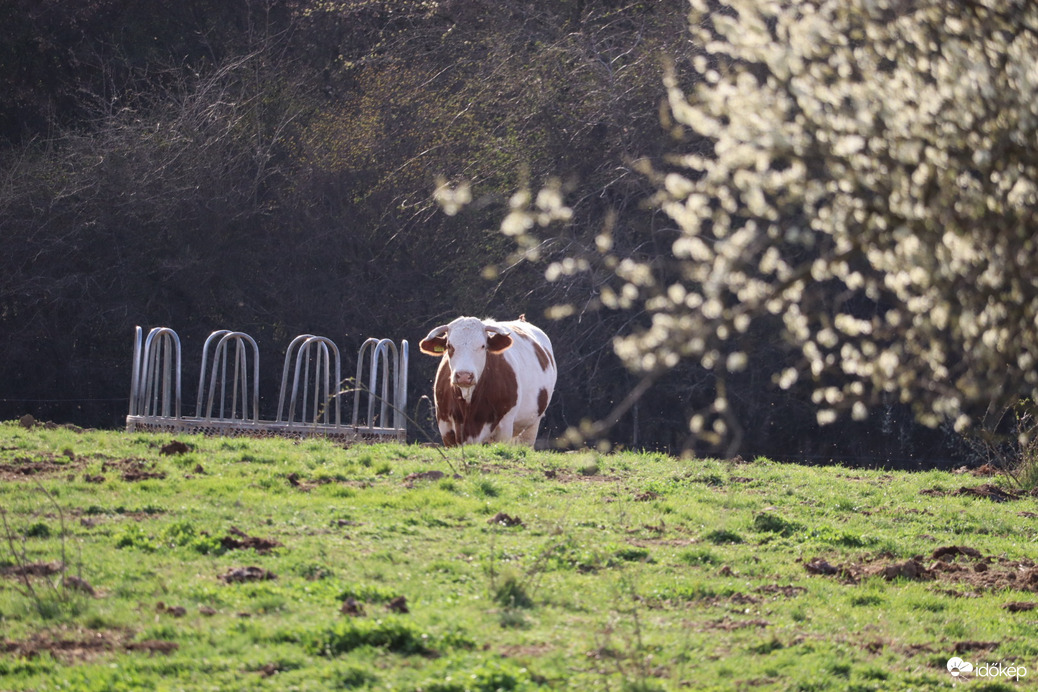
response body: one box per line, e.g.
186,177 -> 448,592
1,630 -> 117,662
341,597 -> 365,616
755,583 -> 807,598
0,452 -> 173,483
805,545 -> 1038,593
804,556 -> 932,582
403,470 -> 445,486
932,545 -> 983,561
487,512 -> 524,527
160,440 -> 192,455
701,617 -> 771,631
920,484 -> 1020,502
954,484 -> 1020,501
1005,601 -> 1038,612
119,460 -> 166,482
220,566 -> 277,583
0,456 -> 71,480
0,561 -> 64,578
1,629 -> 177,663
220,527 -> 281,554
387,595 -> 409,613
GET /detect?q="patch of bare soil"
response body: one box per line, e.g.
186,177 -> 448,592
62,575 -> 97,596
337,593 -> 410,616
804,555 -> 934,583
340,597 -> 365,616
220,527 -> 281,554
17,415 -> 85,433
0,562 -> 98,596
932,545 -> 982,561
756,583 -> 807,598
155,602 -> 187,617
954,484 -> 1021,501
920,484 -> 1020,502
950,640 -> 1001,655
954,463 -> 1001,477
699,616 -> 771,631
1,628 -> 176,663
805,545 -> 1038,594
159,440 -> 192,455
487,512 -> 523,527
285,472 -> 345,492
0,447 -> 174,484
862,638 -> 999,659
256,662 -> 281,677
403,470 -> 445,487
1,630 -> 119,663
646,582 -> 803,611
543,469 -> 622,484
0,561 -> 64,578
115,459 -> 166,482
219,566 -> 277,583
0,454 -> 75,481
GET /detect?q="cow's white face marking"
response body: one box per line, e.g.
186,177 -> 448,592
419,317 -> 513,402
445,318 -> 490,395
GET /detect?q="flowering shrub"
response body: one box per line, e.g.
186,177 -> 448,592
513,0 -> 1038,449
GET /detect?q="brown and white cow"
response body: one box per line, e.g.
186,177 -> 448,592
419,316 -> 557,447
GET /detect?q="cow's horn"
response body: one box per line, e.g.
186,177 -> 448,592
423,324 -> 450,341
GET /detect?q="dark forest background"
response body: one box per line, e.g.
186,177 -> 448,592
0,0 -> 959,466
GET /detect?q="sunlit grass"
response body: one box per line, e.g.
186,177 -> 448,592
1,421 -> 1035,689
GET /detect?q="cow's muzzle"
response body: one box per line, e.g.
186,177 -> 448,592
453,371 -> 476,387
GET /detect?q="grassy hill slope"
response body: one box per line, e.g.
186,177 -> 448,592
1,421 -> 1036,690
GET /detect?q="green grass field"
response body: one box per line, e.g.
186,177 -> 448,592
1,420 -> 1036,690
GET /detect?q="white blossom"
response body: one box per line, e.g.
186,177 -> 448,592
499,0 -> 1038,450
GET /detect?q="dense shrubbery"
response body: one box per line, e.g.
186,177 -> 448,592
0,0 -> 697,451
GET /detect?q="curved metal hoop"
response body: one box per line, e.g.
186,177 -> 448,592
198,331 -> 260,421
126,327 -> 407,442
276,335 -> 342,426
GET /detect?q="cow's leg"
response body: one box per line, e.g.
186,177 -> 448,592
514,418 -> 541,447
439,421 -> 459,447
491,412 -> 516,443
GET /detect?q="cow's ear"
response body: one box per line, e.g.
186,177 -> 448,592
419,325 -> 450,356
486,331 -> 513,354
419,335 -> 448,356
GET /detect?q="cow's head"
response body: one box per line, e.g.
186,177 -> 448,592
420,317 -> 513,391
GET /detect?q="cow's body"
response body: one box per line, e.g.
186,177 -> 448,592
419,316 -> 556,447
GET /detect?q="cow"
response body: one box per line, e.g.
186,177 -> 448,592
419,315 -> 557,447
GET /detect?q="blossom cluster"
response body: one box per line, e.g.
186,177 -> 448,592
472,0 -> 1038,449
611,0 -> 1038,442
614,0 -> 1038,444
